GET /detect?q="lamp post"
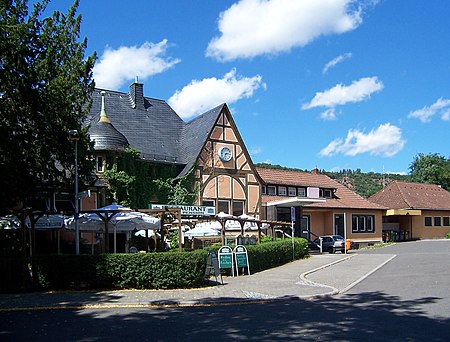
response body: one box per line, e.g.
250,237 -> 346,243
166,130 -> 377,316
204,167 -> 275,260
68,129 -> 80,255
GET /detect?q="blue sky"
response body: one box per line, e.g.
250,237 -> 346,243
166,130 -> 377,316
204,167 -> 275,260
47,0 -> 450,174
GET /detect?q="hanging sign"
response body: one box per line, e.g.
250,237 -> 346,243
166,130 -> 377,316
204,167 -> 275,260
150,204 -> 216,217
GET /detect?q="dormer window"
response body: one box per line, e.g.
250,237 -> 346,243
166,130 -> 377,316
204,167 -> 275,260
320,188 -> 333,198
96,156 -> 104,173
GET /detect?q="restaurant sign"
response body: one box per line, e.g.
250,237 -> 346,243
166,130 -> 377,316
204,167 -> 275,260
149,204 -> 216,217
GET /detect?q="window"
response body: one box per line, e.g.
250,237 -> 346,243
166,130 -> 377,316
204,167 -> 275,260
267,186 -> 276,195
444,217 -> 450,226
218,200 -> 230,214
434,217 -> 442,226
278,186 -> 287,196
297,188 -> 306,197
261,185 -> 266,195
233,200 -> 244,216
424,217 -> 432,227
288,187 -> 297,197
352,214 -> 375,233
96,156 -> 103,173
320,189 -> 333,198
202,200 -> 215,207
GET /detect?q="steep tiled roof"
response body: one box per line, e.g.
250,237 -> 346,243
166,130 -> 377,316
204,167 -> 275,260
178,104 -> 224,177
257,168 -> 386,210
87,84 -> 223,175
369,181 -> 450,210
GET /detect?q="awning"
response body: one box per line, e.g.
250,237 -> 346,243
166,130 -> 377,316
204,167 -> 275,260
264,197 -> 326,207
386,209 -> 422,216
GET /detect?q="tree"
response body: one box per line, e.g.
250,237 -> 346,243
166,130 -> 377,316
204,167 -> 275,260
0,0 -> 96,214
409,153 -> 450,190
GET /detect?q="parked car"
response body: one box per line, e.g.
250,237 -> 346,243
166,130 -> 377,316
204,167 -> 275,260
311,235 -> 345,254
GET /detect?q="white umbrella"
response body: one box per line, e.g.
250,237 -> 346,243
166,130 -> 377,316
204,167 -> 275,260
65,204 -> 160,253
184,224 -> 221,238
26,214 -> 66,230
66,204 -> 160,232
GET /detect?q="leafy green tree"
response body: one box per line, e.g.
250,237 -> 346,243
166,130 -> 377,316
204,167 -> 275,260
409,153 -> 450,190
0,0 -> 96,214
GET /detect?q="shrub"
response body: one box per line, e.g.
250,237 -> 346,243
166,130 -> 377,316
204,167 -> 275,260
446,232 -> 450,239
31,238 -> 309,291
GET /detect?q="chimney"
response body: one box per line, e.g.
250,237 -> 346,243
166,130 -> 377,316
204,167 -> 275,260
129,76 -> 146,110
311,166 -> 319,174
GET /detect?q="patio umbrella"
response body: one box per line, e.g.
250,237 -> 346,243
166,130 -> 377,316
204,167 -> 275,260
184,223 -> 221,238
65,204 -> 160,253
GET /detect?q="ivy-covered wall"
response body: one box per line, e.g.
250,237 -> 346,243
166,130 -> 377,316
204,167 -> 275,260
102,148 -> 197,208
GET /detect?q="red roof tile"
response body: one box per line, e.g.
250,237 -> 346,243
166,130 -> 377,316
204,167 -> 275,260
257,168 -> 385,210
369,181 -> 450,210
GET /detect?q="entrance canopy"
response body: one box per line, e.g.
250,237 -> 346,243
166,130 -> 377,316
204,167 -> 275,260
265,197 -> 326,207
386,209 -> 422,216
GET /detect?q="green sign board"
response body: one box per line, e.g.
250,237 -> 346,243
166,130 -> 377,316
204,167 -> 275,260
236,252 -> 248,267
218,246 -> 233,271
219,254 -> 233,269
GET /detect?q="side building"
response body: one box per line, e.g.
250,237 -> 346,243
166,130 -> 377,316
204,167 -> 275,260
257,167 -> 386,247
369,181 -> 450,240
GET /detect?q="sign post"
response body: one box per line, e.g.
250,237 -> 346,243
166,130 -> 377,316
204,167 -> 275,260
218,245 -> 234,277
291,207 -> 296,260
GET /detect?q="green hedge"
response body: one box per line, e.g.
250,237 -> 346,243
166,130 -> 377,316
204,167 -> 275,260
246,238 -> 308,272
33,250 -> 207,291
31,238 -> 309,291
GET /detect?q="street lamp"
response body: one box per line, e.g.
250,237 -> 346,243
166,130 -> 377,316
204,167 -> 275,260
68,129 -> 80,255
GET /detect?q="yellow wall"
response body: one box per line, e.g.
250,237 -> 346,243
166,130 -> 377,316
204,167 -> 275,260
411,210 -> 450,239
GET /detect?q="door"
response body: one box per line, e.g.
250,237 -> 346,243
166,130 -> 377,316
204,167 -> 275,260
335,214 -> 344,237
300,215 -> 310,240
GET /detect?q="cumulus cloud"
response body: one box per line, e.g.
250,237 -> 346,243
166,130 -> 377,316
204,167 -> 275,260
93,40 -> 180,89
168,69 -> 265,119
408,97 -> 450,122
319,123 -> 405,157
323,52 -> 352,74
206,0 -> 362,61
302,77 -> 384,110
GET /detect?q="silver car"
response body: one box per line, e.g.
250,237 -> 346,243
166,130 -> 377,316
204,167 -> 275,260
314,235 -> 345,254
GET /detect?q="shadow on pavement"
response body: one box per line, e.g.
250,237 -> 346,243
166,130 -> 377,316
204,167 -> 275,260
0,291 -> 447,341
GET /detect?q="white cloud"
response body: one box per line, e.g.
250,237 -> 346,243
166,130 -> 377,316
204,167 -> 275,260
93,40 -> 180,89
206,0 -> 362,61
320,108 -> 337,120
408,97 -> 450,122
323,52 -> 352,74
249,146 -> 262,156
302,77 -> 384,110
319,123 -> 405,157
168,68 -> 265,119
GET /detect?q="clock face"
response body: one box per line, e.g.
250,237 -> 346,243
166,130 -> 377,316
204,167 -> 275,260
218,146 -> 232,162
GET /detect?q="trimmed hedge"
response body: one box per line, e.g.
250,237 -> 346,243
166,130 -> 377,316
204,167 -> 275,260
33,250 -> 207,290
31,238 -> 309,291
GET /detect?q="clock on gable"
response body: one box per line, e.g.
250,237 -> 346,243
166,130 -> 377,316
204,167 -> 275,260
218,146 -> 232,162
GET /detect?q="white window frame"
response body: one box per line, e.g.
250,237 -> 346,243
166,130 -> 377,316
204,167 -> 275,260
267,186 -> 276,196
278,186 -> 287,196
288,187 -> 297,197
297,188 -> 306,197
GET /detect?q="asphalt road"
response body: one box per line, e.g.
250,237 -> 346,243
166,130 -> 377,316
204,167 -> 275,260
1,240 -> 449,341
